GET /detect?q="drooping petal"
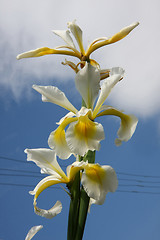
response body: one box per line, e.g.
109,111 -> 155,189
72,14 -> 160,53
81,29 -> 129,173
65,109 -> 105,156
29,175 -> 65,198
96,106 -> 138,146
25,225 -> 43,240
16,47 -> 79,60
32,85 -> 78,114
81,164 -> 118,202
68,20 -> 85,55
75,63 -> 100,109
93,67 -> 125,118
53,30 -> 76,49
24,148 -> 67,180
48,128 -> 72,160
34,200 -> 62,219
86,22 -> 139,57
48,117 -> 77,159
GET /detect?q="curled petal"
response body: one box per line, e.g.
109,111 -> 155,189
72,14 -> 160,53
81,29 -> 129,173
75,63 -> 100,109
32,85 -> 78,113
25,225 -> 43,240
115,113 -> 138,146
96,106 -> 138,145
68,20 -> 85,55
34,200 -> 62,219
66,112 -> 105,156
24,148 -> 67,179
53,30 -> 76,49
29,175 -> 65,198
93,67 -> 125,118
62,59 -> 79,73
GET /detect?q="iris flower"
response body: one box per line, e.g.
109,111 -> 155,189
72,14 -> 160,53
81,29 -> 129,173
32,63 -> 138,159
17,20 -> 139,68
25,148 -> 118,218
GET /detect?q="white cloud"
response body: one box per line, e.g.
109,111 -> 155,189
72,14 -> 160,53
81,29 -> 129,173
0,0 -> 160,118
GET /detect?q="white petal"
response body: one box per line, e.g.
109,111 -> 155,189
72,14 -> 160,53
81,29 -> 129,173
25,225 -> 43,240
102,165 -> 118,192
53,30 -> 75,49
34,200 -> 62,219
48,130 -> 72,160
66,118 -> 105,156
81,170 -> 101,200
75,63 -> 100,109
93,67 -> 125,117
67,20 -> 85,54
115,114 -> 138,146
81,164 -> 118,203
32,85 -> 77,113
24,148 -> 66,179
95,106 -> 138,145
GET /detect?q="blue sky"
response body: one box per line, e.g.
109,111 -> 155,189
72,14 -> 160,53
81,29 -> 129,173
0,0 -> 160,239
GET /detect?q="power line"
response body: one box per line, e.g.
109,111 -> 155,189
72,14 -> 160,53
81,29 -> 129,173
0,182 -> 160,195
1,173 -> 160,189
1,154 -> 160,179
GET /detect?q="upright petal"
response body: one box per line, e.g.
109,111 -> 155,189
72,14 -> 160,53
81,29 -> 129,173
32,85 -> 78,113
53,30 -> 76,49
75,63 -> 100,109
107,22 -> 139,44
65,110 -> 105,156
93,67 -> 124,118
25,225 -> 43,240
68,20 -> 85,55
24,148 -> 67,180
96,106 -> 138,146
86,22 -> 139,57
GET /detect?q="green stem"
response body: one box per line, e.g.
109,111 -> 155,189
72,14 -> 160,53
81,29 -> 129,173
67,172 -> 81,240
74,150 -> 96,240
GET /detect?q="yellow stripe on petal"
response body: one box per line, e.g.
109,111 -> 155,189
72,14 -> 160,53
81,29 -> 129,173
85,22 -> 139,57
17,47 -> 80,60
66,111 -> 105,156
73,114 -> 98,142
48,117 -> 78,159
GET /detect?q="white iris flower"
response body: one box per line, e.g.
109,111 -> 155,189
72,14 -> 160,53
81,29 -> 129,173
17,20 -> 139,69
25,148 -> 118,218
33,63 -> 138,159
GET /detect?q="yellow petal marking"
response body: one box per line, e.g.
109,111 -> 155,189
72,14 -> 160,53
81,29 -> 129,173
84,164 -> 106,185
17,47 -> 81,60
85,22 -> 139,57
54,116 -> 78,144
74,115 -> 97,142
